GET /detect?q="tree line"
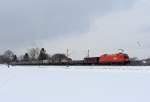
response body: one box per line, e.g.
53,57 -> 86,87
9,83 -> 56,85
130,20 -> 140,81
0,48 -> 71,64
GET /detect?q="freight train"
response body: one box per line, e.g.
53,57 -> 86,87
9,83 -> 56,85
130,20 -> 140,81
83,53 -> 130,65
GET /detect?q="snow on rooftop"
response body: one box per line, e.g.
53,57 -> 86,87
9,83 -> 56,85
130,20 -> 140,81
0,65 -> 150,102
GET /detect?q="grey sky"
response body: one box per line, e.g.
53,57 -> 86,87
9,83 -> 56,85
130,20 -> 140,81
0,0 -> 149,59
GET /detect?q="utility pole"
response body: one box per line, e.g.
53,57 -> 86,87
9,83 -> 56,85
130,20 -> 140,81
87,49 -> 90,58
66,48 -> 69,67
66,48 -> 69,58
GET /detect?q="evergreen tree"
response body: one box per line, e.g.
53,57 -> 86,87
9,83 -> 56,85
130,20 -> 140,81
23,53 -> 29,61
12,55 -> 17,62
38,48 -> 47,61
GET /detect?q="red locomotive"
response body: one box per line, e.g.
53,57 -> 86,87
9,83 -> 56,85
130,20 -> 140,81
99,53 -> 130,65
84,53 -> 130,65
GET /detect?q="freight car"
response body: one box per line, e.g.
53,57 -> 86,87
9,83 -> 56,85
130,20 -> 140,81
84,57 -> 99,65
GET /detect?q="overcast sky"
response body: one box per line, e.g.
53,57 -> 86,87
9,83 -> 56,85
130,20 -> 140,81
0,0 -> 150,59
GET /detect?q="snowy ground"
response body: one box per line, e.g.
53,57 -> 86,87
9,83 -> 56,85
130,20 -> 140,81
0,65 -> 150,102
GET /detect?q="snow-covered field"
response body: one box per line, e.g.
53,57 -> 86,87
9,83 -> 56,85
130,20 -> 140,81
0,65 -> 150,102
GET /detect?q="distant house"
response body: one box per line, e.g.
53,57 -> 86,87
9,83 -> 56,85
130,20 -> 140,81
52,53 -> 72,63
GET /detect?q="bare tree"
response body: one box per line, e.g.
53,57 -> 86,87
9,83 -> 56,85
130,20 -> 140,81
3,50 -> 14,64
0,55 -> 4,63
130,57 -> 139,61
28,48 -> 40,60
